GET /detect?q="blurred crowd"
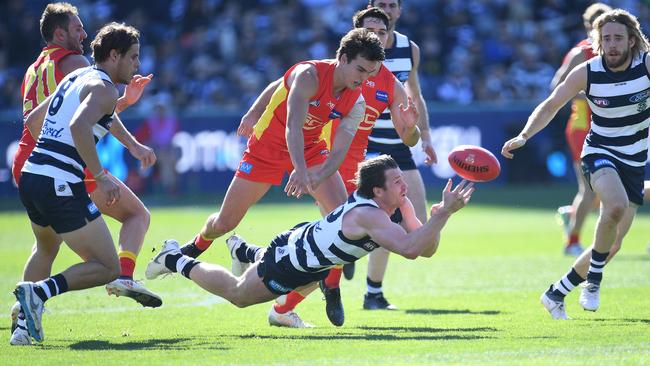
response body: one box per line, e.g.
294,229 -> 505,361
0,0 -> 649,115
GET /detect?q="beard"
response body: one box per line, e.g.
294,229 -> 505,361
605,47 -> 631,69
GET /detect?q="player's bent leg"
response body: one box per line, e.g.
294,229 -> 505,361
22,223 -> 63,282
59,217 -> 121,290
607,204 -> 637,261
402,169 -> 427,223
590,168 -> 628,253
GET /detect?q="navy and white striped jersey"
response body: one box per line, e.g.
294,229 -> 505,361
583,53 -> 650,167
368,31 -> 413,147
282,193 -> 382,273
22,66 -> 115,183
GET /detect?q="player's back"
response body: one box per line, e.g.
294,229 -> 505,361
23,66 -> 114,184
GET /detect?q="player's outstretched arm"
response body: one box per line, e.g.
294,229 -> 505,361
353,179 -> 474,259
502,62 -> 588,159
390,79 -> 420,147
238,77 -> 282,137
24,94 -> 54,138
285,65 -> 318,198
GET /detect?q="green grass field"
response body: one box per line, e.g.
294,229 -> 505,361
1,195 -> 649,365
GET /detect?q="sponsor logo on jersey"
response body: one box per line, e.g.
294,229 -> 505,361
309,100 -> 320,107
239,161 -> 253,174
594,158 -> 615,168
88,202 -> 99,214
57,184 -> 66,192
365,80 -> 375,88
327,101 -> 335,109
592,98 -> 610,107
328,109 -> 342,119
375,90 -> 389,102
629,90 -> 649,103
363,240 -> 379,251
320,149 -> 330,155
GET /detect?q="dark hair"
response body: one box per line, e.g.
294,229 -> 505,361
355,155 -> 399,199
336,28 -> 385,63
353,7 -> 389,30
91,22 -> 140,63
368,0 -> 402,7
40,2 -> 78,43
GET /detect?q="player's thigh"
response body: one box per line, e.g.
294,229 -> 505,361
219,176 -> 272,220
402,169 -> 427,219
90,175 -> 148,223
30,222 -> 63,253
238,262 -> 278,305
310,169 -> 347,213
60,216 -> 118,265
590,167 -> 628,206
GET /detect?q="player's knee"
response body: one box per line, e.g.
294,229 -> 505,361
139,206 -> 151,230
103,257 -> 121,283
206,214 -> 237,235
602,203 -> 627,223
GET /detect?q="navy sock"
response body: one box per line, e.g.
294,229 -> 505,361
587,249 -> 609,285
549,268 -> 585,299
235,242 -> 262,263
180,242 -> 204,258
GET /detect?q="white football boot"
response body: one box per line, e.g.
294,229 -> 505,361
9,326 -> 32,346
10,301 -> 20,334
268,306 -> 314,328
106,278 -> 163,308
13,282 -> 45,342
226,234 -> 251,277
579,282 -> 600,311
540,291 -> 569,320
145,239 -> 181,280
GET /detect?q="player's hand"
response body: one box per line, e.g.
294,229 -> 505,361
398,97 -> 419,131
422,139 -> 437,165
237,112 -> 257,138
129,142 -> 157,170
96,173 -> 121,207
501,135 -> 527,159
123,74 -> 153,106
285,169 -> 312,199
439,179 -> 474,214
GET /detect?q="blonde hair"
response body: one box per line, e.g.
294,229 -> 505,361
591,9 -> 650,58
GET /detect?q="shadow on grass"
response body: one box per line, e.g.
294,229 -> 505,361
405,308 -> 501,316
357,326 -> 498,333
59,337 -> 228,351
589,318 -> 650,324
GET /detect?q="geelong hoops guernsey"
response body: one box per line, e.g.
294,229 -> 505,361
13,46 -> 80,183
251,59 -> 363,150
282,193 -> 382,273
22,66 -> 115,183
322,64 -> 396,164
367,31 -> 412,149
582,52 -> 650,167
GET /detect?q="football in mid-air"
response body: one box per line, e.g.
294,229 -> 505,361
447,145 -> 501,182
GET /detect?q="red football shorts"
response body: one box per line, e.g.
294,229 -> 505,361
235,140 -> 330,185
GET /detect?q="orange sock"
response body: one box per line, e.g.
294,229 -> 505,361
324,267 -> 342,288
568,234 -> 579,246
195,234 -> 214,251
118,250 -> 137,278
274,292 -> 305,313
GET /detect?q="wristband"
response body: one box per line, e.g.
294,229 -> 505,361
93,170 -> 107,180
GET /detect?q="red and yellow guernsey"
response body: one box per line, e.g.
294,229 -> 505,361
13,46 -> 79,183
321,64 -> 396,192
250,59 -> 362,151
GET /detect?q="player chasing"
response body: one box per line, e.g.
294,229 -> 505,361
10,3 -> 159,346
502,9 -> 650,320
146,155 -> 473,318
12,22 -> 145,345
551,3 -> 611,256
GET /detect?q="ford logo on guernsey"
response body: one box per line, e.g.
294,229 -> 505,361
375,90 -> 389,102
328,109 -> 342,119
629,91 -> 649,103
592,98 -> 610,107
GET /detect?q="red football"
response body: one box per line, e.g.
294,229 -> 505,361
447,145 -> 501,182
